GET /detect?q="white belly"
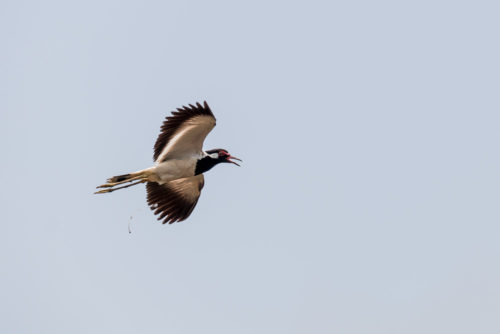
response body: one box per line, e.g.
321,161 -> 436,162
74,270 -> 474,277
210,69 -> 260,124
153,157 -> 197,184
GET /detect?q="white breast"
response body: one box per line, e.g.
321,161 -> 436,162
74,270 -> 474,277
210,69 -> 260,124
153,156 -> 199,184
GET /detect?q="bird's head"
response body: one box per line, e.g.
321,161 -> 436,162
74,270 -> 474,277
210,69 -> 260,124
206,148 -> 241,166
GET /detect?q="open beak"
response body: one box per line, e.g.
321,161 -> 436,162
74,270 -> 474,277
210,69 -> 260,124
227,155 -> 242,167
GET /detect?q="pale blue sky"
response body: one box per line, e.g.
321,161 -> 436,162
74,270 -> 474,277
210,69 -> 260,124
1,0 -> 500,333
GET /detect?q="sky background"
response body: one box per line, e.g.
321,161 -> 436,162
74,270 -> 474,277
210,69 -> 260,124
1,0 -> 500,333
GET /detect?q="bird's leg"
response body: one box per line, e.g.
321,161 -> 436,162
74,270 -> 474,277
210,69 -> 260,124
96,175 -> 145,189
94,180 -> 146,194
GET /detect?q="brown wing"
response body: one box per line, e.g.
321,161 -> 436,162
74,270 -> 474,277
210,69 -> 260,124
146,175 -> 205,224
153,101 -> 216,162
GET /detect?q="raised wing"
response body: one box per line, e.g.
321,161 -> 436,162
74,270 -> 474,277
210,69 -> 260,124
146,174 -> 205,224
154,101 -> 216,162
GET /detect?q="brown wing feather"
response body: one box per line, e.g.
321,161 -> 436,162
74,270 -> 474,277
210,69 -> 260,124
146,175 -> 205,224
153,101 -> 215,161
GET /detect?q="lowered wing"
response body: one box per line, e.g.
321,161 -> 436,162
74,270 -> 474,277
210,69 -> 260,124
146,174 -> 205,224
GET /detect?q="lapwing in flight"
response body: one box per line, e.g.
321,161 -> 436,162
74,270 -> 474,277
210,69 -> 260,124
95,101 -> 241,224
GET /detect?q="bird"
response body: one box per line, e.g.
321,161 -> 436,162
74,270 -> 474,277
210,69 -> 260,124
95,101 -> 241,224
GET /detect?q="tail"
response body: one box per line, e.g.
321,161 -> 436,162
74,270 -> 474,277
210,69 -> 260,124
95,168 -> 154,194
107,173 -> 133,183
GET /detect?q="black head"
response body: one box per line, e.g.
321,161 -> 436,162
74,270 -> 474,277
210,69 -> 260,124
205,148 -> 242,166
195,148 -> 242,175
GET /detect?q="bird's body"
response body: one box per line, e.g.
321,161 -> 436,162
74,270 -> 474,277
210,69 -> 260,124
153,155 -> 201,183
95,101 -> 240,224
